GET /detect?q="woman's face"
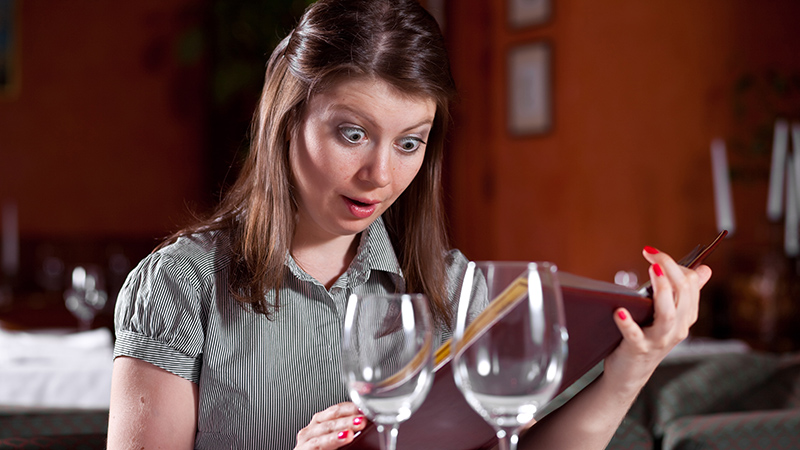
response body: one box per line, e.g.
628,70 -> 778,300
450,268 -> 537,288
289,76 -> 436,243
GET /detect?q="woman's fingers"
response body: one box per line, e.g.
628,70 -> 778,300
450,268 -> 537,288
613,307 -> 646,352
297,428 -> 357,449
642,249 -> 680,342
311,402 -> 361,424
640,247 -> 711,346
642,247 -> 712,290
606,247 -> 714,391
295,402 -> 367,450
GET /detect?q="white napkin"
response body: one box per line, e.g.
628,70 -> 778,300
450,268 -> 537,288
0,328 -> 113,409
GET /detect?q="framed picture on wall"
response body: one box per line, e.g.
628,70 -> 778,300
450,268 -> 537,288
508,0 -> 551,29
0,0 -> 19,97
508,41 -> 552,136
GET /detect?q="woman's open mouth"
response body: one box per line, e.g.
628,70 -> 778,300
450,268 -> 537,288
344,196 -> 378,219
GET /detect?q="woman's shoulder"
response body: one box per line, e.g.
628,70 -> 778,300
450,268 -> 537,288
444,248 -> 469,294
159,228 -> 230,256
445,248 -> 469,270
140,229 -> 235,284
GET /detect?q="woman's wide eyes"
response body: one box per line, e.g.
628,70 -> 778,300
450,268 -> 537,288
395,137 -> 422,153
339,126 -> 367,143
338,125 -> 423,153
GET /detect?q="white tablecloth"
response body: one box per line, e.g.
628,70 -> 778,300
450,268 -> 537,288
0,327 -> 113,409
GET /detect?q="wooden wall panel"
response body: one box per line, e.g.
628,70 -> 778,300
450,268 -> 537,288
0,0 -> 207,240
445,0 -> 800,286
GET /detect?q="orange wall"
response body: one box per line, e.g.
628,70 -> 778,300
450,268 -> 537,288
0,0 -> 207,240
446,0 -> 800,283
2,0 -> 798,283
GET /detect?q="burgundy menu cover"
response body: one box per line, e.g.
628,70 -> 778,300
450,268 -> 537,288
346,231 -> 726,450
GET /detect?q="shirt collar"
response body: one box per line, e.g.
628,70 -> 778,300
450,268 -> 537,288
348,216 -> 404,289
284,216 -> 404,290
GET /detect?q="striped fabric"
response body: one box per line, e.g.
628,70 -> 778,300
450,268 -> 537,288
114,217 -> 468,449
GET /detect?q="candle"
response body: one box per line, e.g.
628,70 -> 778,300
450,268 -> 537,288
793,122 -> 800,169
786,153 -> 800,256
788,123 -> 800,257
711,138 -> 736,236
767,120 -> 790,221
1,201 -> 19,277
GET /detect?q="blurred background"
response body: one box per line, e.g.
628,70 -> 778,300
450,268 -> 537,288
1,0 -> 799,352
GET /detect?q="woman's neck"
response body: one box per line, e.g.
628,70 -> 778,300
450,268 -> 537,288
291,232 -> 360,290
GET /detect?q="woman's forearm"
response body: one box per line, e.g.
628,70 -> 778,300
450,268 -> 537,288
518,372 -> 646,450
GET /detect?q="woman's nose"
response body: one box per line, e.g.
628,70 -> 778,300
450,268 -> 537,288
358,146 -> 392,188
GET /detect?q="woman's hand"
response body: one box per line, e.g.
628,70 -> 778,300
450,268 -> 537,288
605,246 -> 713,393
516,245 -> 713,449
295,402 -> 367,450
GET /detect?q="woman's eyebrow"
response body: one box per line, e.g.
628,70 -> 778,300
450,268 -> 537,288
327,103 -> 434,134
401,118 -> 435,134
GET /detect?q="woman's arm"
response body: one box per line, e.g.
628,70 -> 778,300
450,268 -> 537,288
108,356 -> 365,450
107,356 -> 199,450
520,247 -> 713,449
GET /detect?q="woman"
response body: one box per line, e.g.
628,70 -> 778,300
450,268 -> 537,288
107,0 -> 711,449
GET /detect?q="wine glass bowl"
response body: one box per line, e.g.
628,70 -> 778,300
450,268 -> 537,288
64,265 -> 108,331
453,261 -> 568,450
341,293 -> 435,450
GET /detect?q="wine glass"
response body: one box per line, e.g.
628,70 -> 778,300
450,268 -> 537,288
341,293 -> 435,450
64,265 -> 108,331
452,261 -> 568,450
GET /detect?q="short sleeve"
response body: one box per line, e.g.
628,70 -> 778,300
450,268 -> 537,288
113,251 -> 205,383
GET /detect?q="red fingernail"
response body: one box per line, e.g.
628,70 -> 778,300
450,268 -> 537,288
644,246 -> 659,254
653,263 -> 664,277
617,310 -> 627,321
338,430 -> 350,440
353,416 -> 364,426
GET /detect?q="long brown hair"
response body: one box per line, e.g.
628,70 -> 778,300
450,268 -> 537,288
166,0 -> 457,325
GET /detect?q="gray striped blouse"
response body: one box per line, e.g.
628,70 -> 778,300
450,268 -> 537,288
114,217 -> 468,449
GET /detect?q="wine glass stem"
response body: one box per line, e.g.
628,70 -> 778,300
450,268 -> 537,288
376,423 -> 399,450
496,428 -> 520,450
79,317 -> 92,331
